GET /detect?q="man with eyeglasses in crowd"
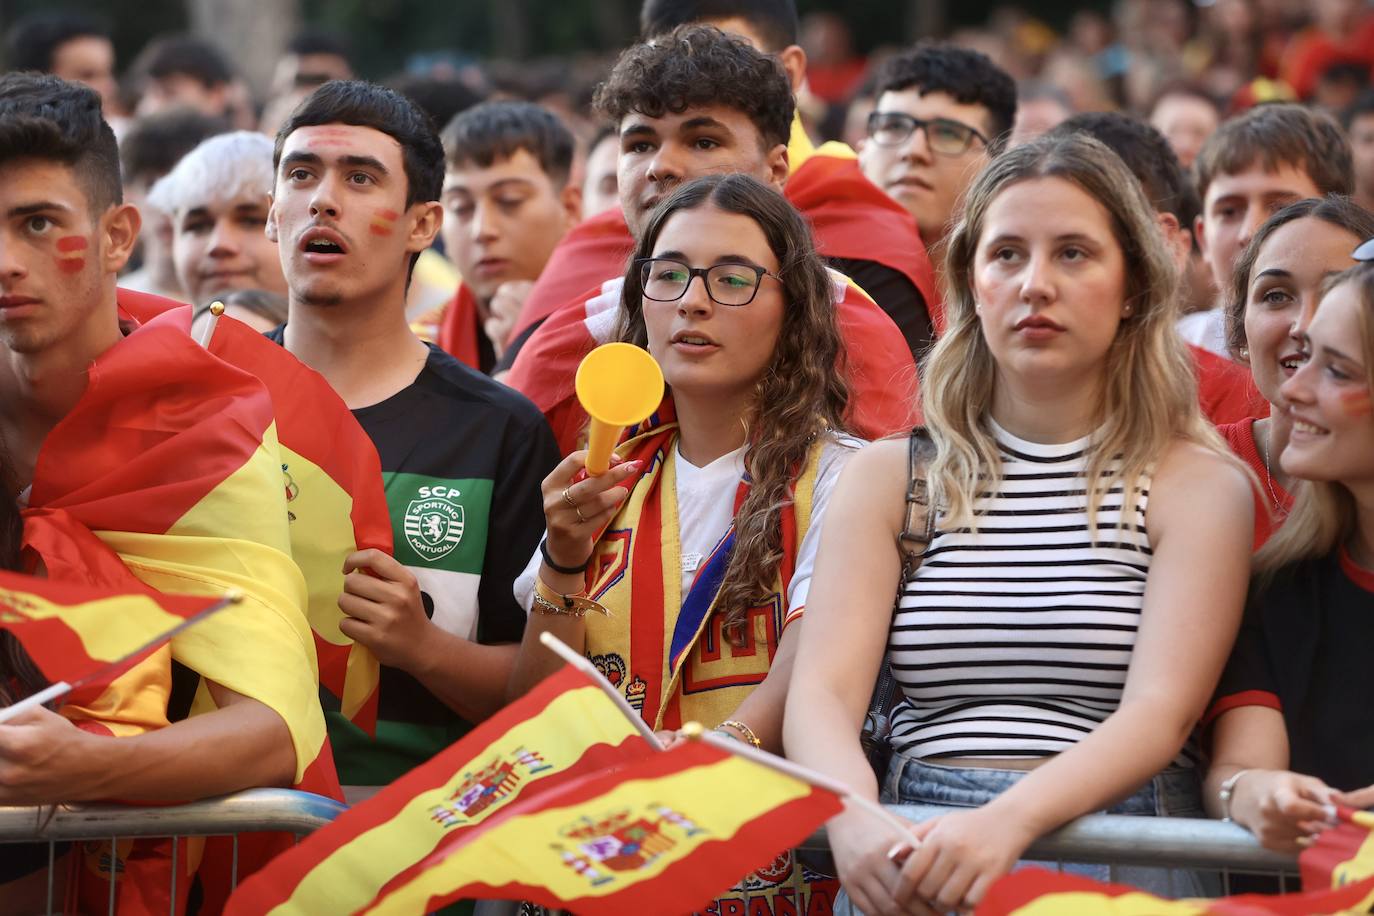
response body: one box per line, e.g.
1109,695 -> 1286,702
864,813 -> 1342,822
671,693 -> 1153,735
859,43 -> 1018,252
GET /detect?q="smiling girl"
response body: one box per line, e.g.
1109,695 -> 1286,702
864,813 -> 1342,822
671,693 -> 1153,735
786,133 -> 1254,915
1205,261 -> 1374,852
1220,197 -> 1374,548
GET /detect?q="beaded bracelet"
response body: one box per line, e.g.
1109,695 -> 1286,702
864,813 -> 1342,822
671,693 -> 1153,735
717,719 -> 762,750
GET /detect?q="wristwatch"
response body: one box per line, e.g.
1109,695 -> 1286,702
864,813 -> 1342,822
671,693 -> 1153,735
1218,769 -> 1254,822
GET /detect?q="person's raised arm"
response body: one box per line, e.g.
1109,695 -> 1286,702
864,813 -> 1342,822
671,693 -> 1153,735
506,449 -> 637,700
0,682 -> 294,804
890,442 -> 1254,913
783,437 -> 915,914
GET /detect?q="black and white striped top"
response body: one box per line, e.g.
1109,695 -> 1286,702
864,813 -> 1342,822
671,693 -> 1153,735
888,422 -> 1160,761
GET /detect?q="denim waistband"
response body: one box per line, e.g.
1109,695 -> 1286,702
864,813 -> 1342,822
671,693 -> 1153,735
883,753 -> 1204,818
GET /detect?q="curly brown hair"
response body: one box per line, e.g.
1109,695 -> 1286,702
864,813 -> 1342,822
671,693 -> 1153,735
593,24 -> 793,152
614,173 -> 849,639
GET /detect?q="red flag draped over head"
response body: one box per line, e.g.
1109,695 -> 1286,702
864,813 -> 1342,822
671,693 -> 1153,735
506,271 -> 918,455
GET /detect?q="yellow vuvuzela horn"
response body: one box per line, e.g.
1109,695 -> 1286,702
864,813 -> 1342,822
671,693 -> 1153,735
574,343 -> 665,476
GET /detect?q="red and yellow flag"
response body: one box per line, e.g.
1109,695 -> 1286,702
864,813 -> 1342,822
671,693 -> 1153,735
1301,806 -> 1374,909
127,293 -> 393,733
226,663 -> 657,914
0,569 -> 221,707
358,739 -> 843,916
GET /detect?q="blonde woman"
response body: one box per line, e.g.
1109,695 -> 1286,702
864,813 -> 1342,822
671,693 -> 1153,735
785,133 -> 1254,915
1205,262 -> 1374,852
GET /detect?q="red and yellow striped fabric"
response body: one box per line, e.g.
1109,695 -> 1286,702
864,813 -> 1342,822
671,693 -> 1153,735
0,569 -> 217,706
126,292 -> 393,733
23,317 -> 339,912
1301,806 -> 1374,909
358,739 -> 843,915
226,663 -> 657,914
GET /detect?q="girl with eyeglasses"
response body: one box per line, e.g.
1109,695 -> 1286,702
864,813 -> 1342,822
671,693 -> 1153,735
786,133 -> 1254,914
1218,197 -> 1374,549
1205,262 -> 1374,853
507,173 -> 860,911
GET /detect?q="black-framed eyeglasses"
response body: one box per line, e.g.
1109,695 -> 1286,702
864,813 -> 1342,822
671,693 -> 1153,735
1354,237 -> 1374,261
636,257 -> 781,307
865,111 -> 989,155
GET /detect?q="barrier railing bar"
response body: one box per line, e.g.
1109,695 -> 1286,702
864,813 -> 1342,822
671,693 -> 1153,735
800,804 -> 1298,874
0,789 -> 346,842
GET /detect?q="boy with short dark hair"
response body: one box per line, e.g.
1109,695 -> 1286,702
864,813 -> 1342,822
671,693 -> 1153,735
3,11 -> 117,114
129,33 -> 236,118
1188,103 -> 1352,356
267,80 -> 559,786
859,43 -> 1017,252
428,100 -> 581,372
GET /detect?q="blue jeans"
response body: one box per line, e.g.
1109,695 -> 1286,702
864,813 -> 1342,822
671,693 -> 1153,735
834,754 -> 1216,914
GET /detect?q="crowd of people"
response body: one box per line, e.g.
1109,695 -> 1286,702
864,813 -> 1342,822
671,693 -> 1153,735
0,1 -> 1372,914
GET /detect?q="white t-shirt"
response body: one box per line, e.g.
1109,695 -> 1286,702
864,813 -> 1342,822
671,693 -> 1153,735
513,433 -> 861,619
1177,308 -> 1229,358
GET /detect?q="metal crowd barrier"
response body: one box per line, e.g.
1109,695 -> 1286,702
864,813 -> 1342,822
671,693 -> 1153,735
801,804 -> 1302,897
0,788 -> 346,915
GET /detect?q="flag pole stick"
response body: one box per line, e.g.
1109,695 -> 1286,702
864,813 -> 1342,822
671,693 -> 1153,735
0,681 -> 72,724
691,726 -> 918,842
193,300 -> 225,348
539,631 -> 665,750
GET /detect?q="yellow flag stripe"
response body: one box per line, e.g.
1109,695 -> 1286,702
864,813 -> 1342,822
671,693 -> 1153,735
272,683 -> 643,914
98,424 -> 326,783
362,754 -> 812,913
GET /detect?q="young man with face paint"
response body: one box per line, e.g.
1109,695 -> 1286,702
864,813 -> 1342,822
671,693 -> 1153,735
266,80 -> 560,787
0,71 -> 330,835
506,25 -> 922,454
424,100 -> 582,374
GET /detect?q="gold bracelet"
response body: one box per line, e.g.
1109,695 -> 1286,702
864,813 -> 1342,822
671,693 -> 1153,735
533,577 -> 610,618
718,719 -> 762,750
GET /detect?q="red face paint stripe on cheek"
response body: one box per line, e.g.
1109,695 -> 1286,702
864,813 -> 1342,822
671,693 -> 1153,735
57,257 -> 85,273
369,209 -> 399,236
1340,388 -> 1374,417
56,236 -> 88,253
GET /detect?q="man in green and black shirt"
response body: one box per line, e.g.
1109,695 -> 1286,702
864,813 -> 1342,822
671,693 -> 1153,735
265,80 -> 558,785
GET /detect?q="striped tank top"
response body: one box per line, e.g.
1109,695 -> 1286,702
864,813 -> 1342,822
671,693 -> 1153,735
888,421 -> 1158,761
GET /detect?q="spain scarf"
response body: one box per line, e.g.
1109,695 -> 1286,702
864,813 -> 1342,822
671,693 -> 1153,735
575,400 -> 837,914
579,401 -> 819,732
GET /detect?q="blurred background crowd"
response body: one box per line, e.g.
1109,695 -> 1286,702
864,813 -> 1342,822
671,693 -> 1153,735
5,0 -> 1374,320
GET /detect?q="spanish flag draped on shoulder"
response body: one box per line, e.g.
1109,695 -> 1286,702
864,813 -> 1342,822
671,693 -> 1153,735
226,663 -> 657,914
122,289 -> 392,733
977,806 -> 1374,915
0,569 -> 222,707
25,317 -> 330,789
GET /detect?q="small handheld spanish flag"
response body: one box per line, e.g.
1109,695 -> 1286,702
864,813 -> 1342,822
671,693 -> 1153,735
0,569 -> 229,716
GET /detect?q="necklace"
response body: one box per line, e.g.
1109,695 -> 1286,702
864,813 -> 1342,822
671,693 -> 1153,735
1256,421 -> 1287,516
